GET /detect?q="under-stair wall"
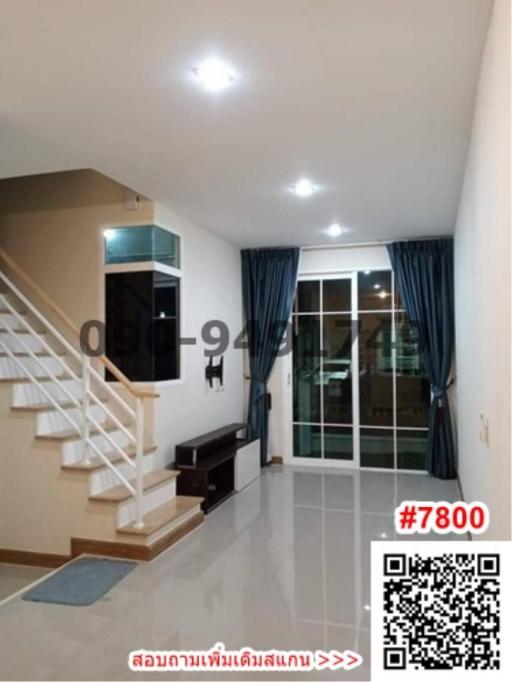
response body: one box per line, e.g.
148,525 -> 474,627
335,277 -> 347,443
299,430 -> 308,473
0,304 -> 203,561
0,382 -> 121,556
0,169 -> 245,562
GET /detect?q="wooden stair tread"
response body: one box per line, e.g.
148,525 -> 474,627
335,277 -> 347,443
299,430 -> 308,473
62,444 -> 157,471
12,397 -> 108,413
0,308 -> 27,315
0,350 -> 65,357
117,495 -> 203,536
35,420 -> 129,442
0,374 -> 70,384
90,469 -> 179,503
0,328 -> 46,335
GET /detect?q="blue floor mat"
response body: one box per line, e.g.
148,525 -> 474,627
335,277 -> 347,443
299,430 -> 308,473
22,557 -> 137,606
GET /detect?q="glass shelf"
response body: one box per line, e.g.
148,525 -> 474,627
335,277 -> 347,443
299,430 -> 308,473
105,224 -> 180,268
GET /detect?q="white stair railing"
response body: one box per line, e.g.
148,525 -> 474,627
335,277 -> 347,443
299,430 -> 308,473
0,248 -> 159,529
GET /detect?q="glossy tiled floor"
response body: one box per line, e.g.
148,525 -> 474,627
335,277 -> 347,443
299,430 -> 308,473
0,466 -> 462,681
0,563 -> 49,601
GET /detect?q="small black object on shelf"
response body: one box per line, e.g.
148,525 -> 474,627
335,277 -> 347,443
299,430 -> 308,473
205,355 -> 223,388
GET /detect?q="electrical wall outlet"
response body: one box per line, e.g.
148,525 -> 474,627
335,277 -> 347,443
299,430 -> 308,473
479,413 -> 490,447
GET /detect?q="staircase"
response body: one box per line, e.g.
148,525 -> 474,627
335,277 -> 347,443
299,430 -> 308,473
0,248 -> 203,562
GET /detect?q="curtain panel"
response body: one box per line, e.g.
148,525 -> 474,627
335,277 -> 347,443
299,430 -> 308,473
387,239 -> 456,479
241,247 -> 300,465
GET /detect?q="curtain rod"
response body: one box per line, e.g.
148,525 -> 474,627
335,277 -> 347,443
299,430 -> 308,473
301,235 -> 453,252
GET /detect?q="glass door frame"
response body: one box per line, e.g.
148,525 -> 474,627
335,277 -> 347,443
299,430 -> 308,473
286,267 -> 429,474
289,271 -> 360,468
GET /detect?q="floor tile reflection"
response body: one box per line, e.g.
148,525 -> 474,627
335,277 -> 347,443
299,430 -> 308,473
0,466 -> 461,680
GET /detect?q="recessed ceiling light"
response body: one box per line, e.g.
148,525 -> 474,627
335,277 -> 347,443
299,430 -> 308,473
325,222 -> 343,237
291,177 -> 317,198
378,291 -> 388,299
364,270 -> 371,275
373,283 -> 381,290
192,58 -> 236,92
104,229 -> 117,241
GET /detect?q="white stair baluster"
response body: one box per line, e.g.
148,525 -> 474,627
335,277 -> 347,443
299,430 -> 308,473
81,353 -> 91,465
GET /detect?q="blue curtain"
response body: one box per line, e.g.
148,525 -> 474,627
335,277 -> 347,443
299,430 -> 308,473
387,239 -> 456,479
241,247 -> 300,465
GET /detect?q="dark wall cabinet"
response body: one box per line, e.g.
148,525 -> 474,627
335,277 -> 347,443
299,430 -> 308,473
105,271 -> 180,382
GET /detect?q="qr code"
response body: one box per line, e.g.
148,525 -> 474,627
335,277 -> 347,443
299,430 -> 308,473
382,553 -> 500,671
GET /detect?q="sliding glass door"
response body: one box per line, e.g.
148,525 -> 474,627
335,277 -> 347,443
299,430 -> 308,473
292,275 -> 356,462
291,269 -> 430,471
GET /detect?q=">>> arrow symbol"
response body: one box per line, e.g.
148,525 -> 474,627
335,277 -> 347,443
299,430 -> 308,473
315,652 -> 330,669
329,651 -> 345,669
343,650 -> 362,669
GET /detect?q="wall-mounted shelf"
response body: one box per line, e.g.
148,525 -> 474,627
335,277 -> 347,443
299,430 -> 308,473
105,270 -> 180,382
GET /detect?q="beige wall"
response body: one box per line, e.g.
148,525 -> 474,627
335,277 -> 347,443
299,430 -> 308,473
0,170 -> 245,462
454,0 -> 511,539
0,169 -> 154,329
0,170 -> 244,554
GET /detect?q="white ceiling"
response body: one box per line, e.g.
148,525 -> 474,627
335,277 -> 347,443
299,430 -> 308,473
0,0 -> 493,247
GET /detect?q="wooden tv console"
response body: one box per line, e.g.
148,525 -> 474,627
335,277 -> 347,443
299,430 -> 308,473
175,423 -> 257,513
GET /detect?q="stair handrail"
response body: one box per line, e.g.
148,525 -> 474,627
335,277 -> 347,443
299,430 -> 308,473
0,246 -> 160,528
0,246 -> 159,400
0,314 -> 136,496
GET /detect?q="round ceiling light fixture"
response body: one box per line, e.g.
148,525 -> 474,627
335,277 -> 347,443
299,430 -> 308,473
290,177 -> 317,198
192,58 -> 237,92
325,222 -> 344,237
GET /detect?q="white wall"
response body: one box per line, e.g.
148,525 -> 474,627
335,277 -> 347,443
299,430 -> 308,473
153,203 -> 244,468
299,245 -> 391,274
454,0 -> 511,540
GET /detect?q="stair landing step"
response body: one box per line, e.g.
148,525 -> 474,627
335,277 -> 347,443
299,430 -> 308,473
117,495 -> 203,536
90,469 -> 179,503
62,444 -> 157,471
35,420 -> 129,442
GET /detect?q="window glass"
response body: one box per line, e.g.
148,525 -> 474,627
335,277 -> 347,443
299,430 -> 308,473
323,279 -> 351,312
293,424 -> 322,458
105,225 -> 180,268
323,315 -> 352,424
397,430 -> 428,470
360,428 -> 394,468
293,315 -> 321,423
324,427 -> 353,460
359,313 -> 393,426
358,271 -> 392,310
296,280 -> 320,312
